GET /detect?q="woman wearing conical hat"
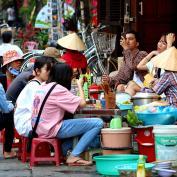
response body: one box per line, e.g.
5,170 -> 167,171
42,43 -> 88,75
151,47 -> 177,107
57,32 -> 87,77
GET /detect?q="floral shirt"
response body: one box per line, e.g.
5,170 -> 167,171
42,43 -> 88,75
153,71 -> 177,107
110,49 -> 148,87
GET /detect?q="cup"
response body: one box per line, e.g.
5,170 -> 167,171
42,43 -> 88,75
110,116 -> 122,129
100,98 -> 106,109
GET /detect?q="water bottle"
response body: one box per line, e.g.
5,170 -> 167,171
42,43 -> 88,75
136,155 -> 146,177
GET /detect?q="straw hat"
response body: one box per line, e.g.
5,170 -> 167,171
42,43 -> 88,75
3,50 -> 23,67
1,27 -> 12,35
43,47 -> 61,58
151,47 -> 177,72
57,32 -> 86,51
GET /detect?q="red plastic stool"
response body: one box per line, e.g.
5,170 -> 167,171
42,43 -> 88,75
18,137 -> 30,162
133,126 -> 155,162
30,138 -> 61,166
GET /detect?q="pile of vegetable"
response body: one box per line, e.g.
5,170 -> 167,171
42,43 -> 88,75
126,110 -> 143,126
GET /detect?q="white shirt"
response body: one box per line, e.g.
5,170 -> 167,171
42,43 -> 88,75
0,43 -> 23,57
146,61 -> 165,76
7,7 -> 15,21
14,80 -> 41,137
133,72 -> 143,87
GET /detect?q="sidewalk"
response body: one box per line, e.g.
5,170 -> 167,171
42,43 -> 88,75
0,145 -> 101,177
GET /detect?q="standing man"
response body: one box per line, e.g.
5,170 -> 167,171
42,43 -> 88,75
7,5 -> 16,27
102,30 -> 148,91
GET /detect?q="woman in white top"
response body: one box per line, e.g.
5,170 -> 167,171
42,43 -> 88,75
14,56 -> 56,137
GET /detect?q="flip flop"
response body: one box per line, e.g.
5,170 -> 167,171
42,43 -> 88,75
67,158 -> 93,166
4,151 -> 17,159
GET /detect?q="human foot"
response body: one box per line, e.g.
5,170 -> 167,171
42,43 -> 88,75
66,156 -> 92,166
4,151 -> 17,159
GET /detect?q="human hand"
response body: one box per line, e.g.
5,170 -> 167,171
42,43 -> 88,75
76,77 -> 84,88
151,50 -> 159,56
149,78 -> 158,88
117,84 -> 126,92
102,74 -> 110,83
120,36 -> 128,50
166,33 -> 175,48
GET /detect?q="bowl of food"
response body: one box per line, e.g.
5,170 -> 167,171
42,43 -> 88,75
136,106 -> 177,125
118,101 -> 133,110
116,163 -> 155,177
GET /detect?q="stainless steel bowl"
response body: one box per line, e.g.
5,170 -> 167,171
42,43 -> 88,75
131,92 -> 161,106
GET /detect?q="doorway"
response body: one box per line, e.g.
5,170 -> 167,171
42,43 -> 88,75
134,0 -> 177,52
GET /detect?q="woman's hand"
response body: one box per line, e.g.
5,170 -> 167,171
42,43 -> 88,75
166,33 -> 175,49
76,77 -> 86,107
120,36 -> 128,50
76,77 -> 84,88
149,78 -> 159,88
150,50 -> 159,56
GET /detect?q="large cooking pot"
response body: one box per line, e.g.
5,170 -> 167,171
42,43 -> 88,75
131,92 -> 161,106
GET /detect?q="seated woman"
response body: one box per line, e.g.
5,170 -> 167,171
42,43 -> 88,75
151,47 -> 177,107
0,82 -> 15,159
14,56 -> 56,137
57,32 -> 87,76
2,50 -> 24,88
31,63 -> 103,166
125,33 -> 175,96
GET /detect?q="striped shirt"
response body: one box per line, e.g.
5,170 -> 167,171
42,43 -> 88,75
153,71 -> 177,107
110,49 -> 148,87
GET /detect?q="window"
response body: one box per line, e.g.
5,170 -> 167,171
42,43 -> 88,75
99,0 -> 124,26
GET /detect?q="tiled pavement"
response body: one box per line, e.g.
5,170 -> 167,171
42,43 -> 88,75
0,145 -> 101,177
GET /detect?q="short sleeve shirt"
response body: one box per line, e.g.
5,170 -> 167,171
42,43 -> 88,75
31,82 -> 81,138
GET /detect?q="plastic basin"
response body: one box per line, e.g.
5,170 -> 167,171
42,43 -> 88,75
118,103 -> 133,110
136,112 -> 176,125
93,154 -> 146,176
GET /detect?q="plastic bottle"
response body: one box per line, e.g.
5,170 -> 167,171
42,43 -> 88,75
100,92 -> 106,109
136,155 -> 146,177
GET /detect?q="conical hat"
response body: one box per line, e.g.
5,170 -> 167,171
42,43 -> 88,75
151,47 -> 177,71
57,32 -> 86,51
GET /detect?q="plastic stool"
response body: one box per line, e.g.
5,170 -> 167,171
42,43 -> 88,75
18,137 -> 30,162
30,138 -> 61,166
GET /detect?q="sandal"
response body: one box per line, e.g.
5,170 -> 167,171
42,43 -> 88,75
4,151 -> 17,159
67,157 -> 93,166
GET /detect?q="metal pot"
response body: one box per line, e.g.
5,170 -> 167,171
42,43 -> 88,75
131,92 -> 161,106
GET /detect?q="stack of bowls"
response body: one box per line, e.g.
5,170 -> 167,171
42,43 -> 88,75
155,161 -> 172,169
154,161 -> 177,177
154,168 -> 176,177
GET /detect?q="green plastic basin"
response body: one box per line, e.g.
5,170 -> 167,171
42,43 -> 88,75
93,154 -> 147,176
